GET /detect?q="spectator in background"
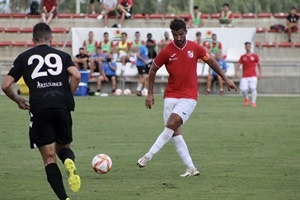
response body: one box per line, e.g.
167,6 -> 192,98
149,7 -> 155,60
90,0 -> 101,14
41,0 -> 57,24
135,44 -> 149,96
285,7 -> 299,42
146,33 -> 157,68
235,42 -> 261,108
74,47 -> 89,70
83,31 -> 98,56
132,31 -> 145,48
208,33 -> 222,57
194,31 -> 209,50
118,0 -> 133,18
205,51 -> 227,95
90,47 -> 106,76
97,0 -> 131,28
219,3 -> 233,27
189,5 -> 204,28
114,32 -> 131,72
96,53 -> 117,95
158,31 -> 172,52
99,32 -> 114,53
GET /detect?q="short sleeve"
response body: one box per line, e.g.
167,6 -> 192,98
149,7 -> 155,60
229,13 -> 233,19
65,54 -> 75,68
196,44 -> 210,62
238,56 -> 243,64
8,55 -> 23,82
255,54 -> 260,63
153,48 -> 168,68
219,42 -> 222,49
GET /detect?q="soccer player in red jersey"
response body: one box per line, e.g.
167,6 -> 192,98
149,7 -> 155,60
136,18 -> 236,177
236,42 -> 261,107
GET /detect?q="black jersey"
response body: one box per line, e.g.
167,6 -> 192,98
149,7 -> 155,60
286,14 -> 299,23
8,44 -> 76,115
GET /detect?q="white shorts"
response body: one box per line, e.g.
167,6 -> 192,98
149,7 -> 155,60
240,77 -> 257,91
163,98 -> 197,125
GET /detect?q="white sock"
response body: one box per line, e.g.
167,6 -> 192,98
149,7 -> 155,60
242,90 -> 248,99
136,83 -> 143,91
145,127 -> 174,159
172,135 -> 195,169
251,88 -> 257,103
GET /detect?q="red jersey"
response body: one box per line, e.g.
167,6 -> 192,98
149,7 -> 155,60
153,40 -> 209,100
238,53 -> 260,77
43,0 -> 57,12
119,0 -> 133,6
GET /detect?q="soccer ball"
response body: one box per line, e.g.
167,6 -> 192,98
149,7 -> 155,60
92,154 -> 112,174
115,88 -> 123,96
123,88 -> 131,96
141,88 -> 148,96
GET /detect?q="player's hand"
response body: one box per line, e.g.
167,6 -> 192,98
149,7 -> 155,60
16,97 -> 30,110
145,94 -> 154,109
257,73 -> 262,79
225,79 -> 237,91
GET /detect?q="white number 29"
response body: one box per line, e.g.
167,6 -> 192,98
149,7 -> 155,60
28,54 -> 63,79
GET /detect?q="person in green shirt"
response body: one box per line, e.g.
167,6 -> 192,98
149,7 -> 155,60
99,32 -> 113,53
83,31 -> 98,56
219,3 -> 233,27
189,5 -> 204,28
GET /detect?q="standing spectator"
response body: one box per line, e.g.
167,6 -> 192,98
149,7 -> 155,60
74,47 -> 89,70
135,44 -> 149,96
90,47 -> 106,76
132,31 -> 145,48
1,23 -> 81,199
96,53 -> 117,94
114,32 -> 131,72
145,33 -> 157,69
207,33 -> 222,57
235,42 -> 261,107
205,51 -> 227,95
136,18 -> 236,176
83,31 -> 98,56
219,3 -> 233,27
99,32 -> 114,53
285,7 -> 299,42
189,5 -> 204,27
41,0 -> 57,24
158,31 -> 172,52
97,0 -> 131,28
90,0 -> 101,14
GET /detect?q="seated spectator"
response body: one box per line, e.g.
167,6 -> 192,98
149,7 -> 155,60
41,0 -> 57,24
135,44 -> 149,96
99,32 -> 114,53
205,51 -> 227,95
208,33 -> 222,57
113,32 -> 131,72
89,0 -> 101,14
219,3 -> 233,27
132,31 -> 145,48
118,0 -> 133,18
189,5 -> 204,28
97,0 -> 131,28
83,31 -> 98,56
90,47 -> 106,76
74,47 -> 89,70
96,53 -> 117,95
285,7 -> 299,42
146,33 -> 157,66
158,31 -> 172,52
194,31 -> 209,50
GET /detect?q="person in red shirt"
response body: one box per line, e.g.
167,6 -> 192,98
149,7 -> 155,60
136,18 -> 236,177
236,42 -> 261,107
41,0 -> 57,24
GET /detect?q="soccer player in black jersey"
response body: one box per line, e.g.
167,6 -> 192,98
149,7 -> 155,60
2,23 -> 81,200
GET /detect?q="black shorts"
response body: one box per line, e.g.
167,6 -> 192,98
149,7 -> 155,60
212,75 -> 218,81
137,65 -> 148,75
118,6 -> 133,19
29,108 -> 73,149
90,0 -> 100,3
106,75 -> 117,81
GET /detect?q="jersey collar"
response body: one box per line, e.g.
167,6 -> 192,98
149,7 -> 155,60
172,40 -> 188,50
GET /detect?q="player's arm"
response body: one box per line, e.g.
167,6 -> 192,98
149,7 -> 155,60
43,6 -> 47,13
235,63 -> 241,78
145,63 -> 159,109
257,62 -> 262,78
206,57 -> 236,91
67,66 -> 81,94
49,6 -> 56,14
2,76 -> 30,110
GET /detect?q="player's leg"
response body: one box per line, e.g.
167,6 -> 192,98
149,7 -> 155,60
217,75 -> 224,95
41,13 -> 47,23
46,13 -> 54,24
89,0 -> 95,14
205,74 -> 213,95
239,77 -> 249,106
30,109 -> 69,200
249,77 -> 258,107
136,67 -> 146,96
54,109 -> 80,192
96,75 -> 104,93
110,76 -> 117,93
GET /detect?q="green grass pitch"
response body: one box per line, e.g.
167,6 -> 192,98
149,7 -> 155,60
0,95 -> 299,200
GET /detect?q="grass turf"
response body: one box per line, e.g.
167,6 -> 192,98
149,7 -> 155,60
0,95 -> 299,200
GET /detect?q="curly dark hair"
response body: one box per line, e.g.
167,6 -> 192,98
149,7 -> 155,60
169,18 -> 186,31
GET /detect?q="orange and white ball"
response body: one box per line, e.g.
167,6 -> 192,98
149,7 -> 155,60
92,154 -> 112,174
